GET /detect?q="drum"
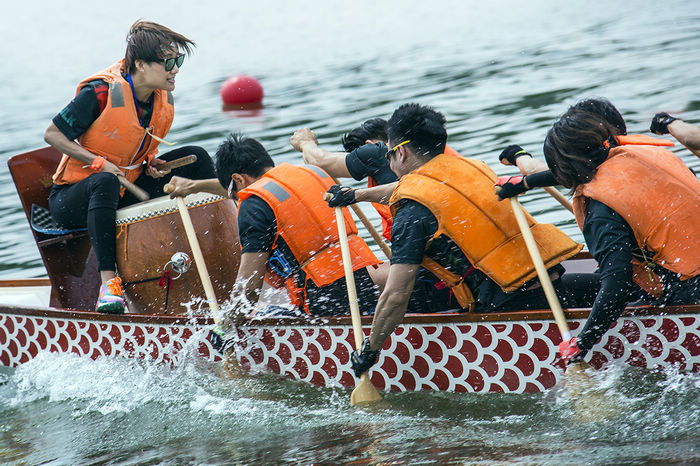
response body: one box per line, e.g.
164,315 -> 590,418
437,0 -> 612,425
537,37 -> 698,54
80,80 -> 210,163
115,193 -> 240,315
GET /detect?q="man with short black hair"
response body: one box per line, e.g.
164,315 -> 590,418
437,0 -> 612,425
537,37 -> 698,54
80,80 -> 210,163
344,103 -> 588,378
169,133 -> 386,317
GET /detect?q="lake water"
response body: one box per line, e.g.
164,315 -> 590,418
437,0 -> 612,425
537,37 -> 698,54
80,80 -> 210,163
1,0 -> 699,464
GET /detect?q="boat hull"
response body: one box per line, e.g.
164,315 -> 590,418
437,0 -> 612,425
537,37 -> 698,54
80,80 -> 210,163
2,303 -> 698,393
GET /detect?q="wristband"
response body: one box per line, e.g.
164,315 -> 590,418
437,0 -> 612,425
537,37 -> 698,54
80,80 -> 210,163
90,156 -> 106,172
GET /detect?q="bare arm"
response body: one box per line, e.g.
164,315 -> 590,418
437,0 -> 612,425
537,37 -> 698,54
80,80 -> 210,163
166,175 -> 228,198
291,128 -> 352,178
235,252 -> 270,307
354,182 -> 397,204
668,120 -> 700,159
44,122 -> 123,177
368,263 -> 419,351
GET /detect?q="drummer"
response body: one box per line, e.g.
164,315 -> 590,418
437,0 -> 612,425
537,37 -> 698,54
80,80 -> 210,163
168,133 -> 387,317
332,103 -> 592,378
44,20 -> 217,314
495,98 -> 700,364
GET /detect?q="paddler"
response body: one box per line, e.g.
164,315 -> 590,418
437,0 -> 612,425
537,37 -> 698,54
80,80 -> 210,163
495,98 -> 700,364
336,103 -> 595,378
290,120 -> 465,242
290,119 -> 396,241
45,20 -> 217,314
166,133 -> 387,316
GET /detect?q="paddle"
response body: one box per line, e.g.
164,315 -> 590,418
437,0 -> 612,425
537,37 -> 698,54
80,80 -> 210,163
163,185 -> 220,314
330,176 -> 392,259
508,197 -> 589,374
326,195 -> 382,405
508,156 -> 574,213
164,183 -> 243,377
543,186 -> 574,214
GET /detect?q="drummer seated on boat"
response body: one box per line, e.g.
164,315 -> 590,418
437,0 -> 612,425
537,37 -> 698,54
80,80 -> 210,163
290,119 -> 465,243
495,98 -> 700,365
330,103 -> 599,378
43,21 -> 218,315
168,133 -> 389,317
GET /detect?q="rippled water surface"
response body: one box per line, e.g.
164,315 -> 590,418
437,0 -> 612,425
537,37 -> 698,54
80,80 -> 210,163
1,0 -> 699,464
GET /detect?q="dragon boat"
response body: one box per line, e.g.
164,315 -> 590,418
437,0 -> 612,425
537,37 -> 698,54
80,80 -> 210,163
1,147 -> 698,394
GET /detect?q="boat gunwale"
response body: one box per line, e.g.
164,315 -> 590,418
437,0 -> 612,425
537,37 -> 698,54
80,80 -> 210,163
0,301 -> 697,327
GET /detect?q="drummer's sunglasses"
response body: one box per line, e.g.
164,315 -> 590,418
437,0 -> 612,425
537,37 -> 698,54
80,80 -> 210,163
163,54 -> 185,72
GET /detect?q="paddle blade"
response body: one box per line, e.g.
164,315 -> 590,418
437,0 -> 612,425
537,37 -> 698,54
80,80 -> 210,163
350,374 -> 383,406
562,361 -> 621,422
219,348 -> 246,379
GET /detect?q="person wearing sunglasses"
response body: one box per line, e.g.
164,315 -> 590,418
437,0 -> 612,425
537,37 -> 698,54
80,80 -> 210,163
44,20 -> 217,314
291,120 -> 464,243
344,103 -> 598,379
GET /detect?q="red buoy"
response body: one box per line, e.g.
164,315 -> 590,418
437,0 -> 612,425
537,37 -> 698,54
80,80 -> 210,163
220,75 -> 264,106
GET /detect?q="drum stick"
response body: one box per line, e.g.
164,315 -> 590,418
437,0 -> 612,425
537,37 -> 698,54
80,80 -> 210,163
118,176 -> 149,202
158,155 -> 198,172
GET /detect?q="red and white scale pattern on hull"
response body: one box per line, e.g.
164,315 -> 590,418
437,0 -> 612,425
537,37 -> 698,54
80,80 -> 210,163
0,315 -> 218,367
1,313 -> 698,393
234,316 -> 700,393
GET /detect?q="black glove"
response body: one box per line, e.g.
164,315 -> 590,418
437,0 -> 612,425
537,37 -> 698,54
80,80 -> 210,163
650,112 -> 678,135
494,175 -> 529,200
209,326 -> 233,355
499,145 -> 532,165
326,184 -> 357,207
350,337 -> 380,377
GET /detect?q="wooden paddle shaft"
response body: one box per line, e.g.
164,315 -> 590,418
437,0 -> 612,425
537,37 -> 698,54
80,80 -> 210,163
118,176 -> 149,202
510,197 -> 572,341
349,204 -> 391,259
334,206 -> 365,350
543,186 -> 574,214
330,177 -> 392,259
174,196 -> 220,313
511,157 -> 573,213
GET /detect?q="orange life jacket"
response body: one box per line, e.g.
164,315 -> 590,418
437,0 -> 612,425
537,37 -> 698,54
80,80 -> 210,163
239,164 -> 380,311
390,154 -> 582,308
573,135 -> 700,294
52,59 -> 174,188
369,144 -> 462,242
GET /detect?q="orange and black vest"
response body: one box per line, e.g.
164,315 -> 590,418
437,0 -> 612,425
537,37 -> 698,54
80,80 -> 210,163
390,153 -> 582,309
52,59 -> 174,188
239,164 -> 380,310
573,135 -> 700,294
369,144 -> 463,242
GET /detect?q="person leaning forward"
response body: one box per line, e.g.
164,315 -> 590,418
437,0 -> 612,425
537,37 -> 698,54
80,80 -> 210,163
496,98 -> 700,365
291,119 -> 465,242
44,20 -> 217,314
338,103 -> 591,378
167,133 -> 388,317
